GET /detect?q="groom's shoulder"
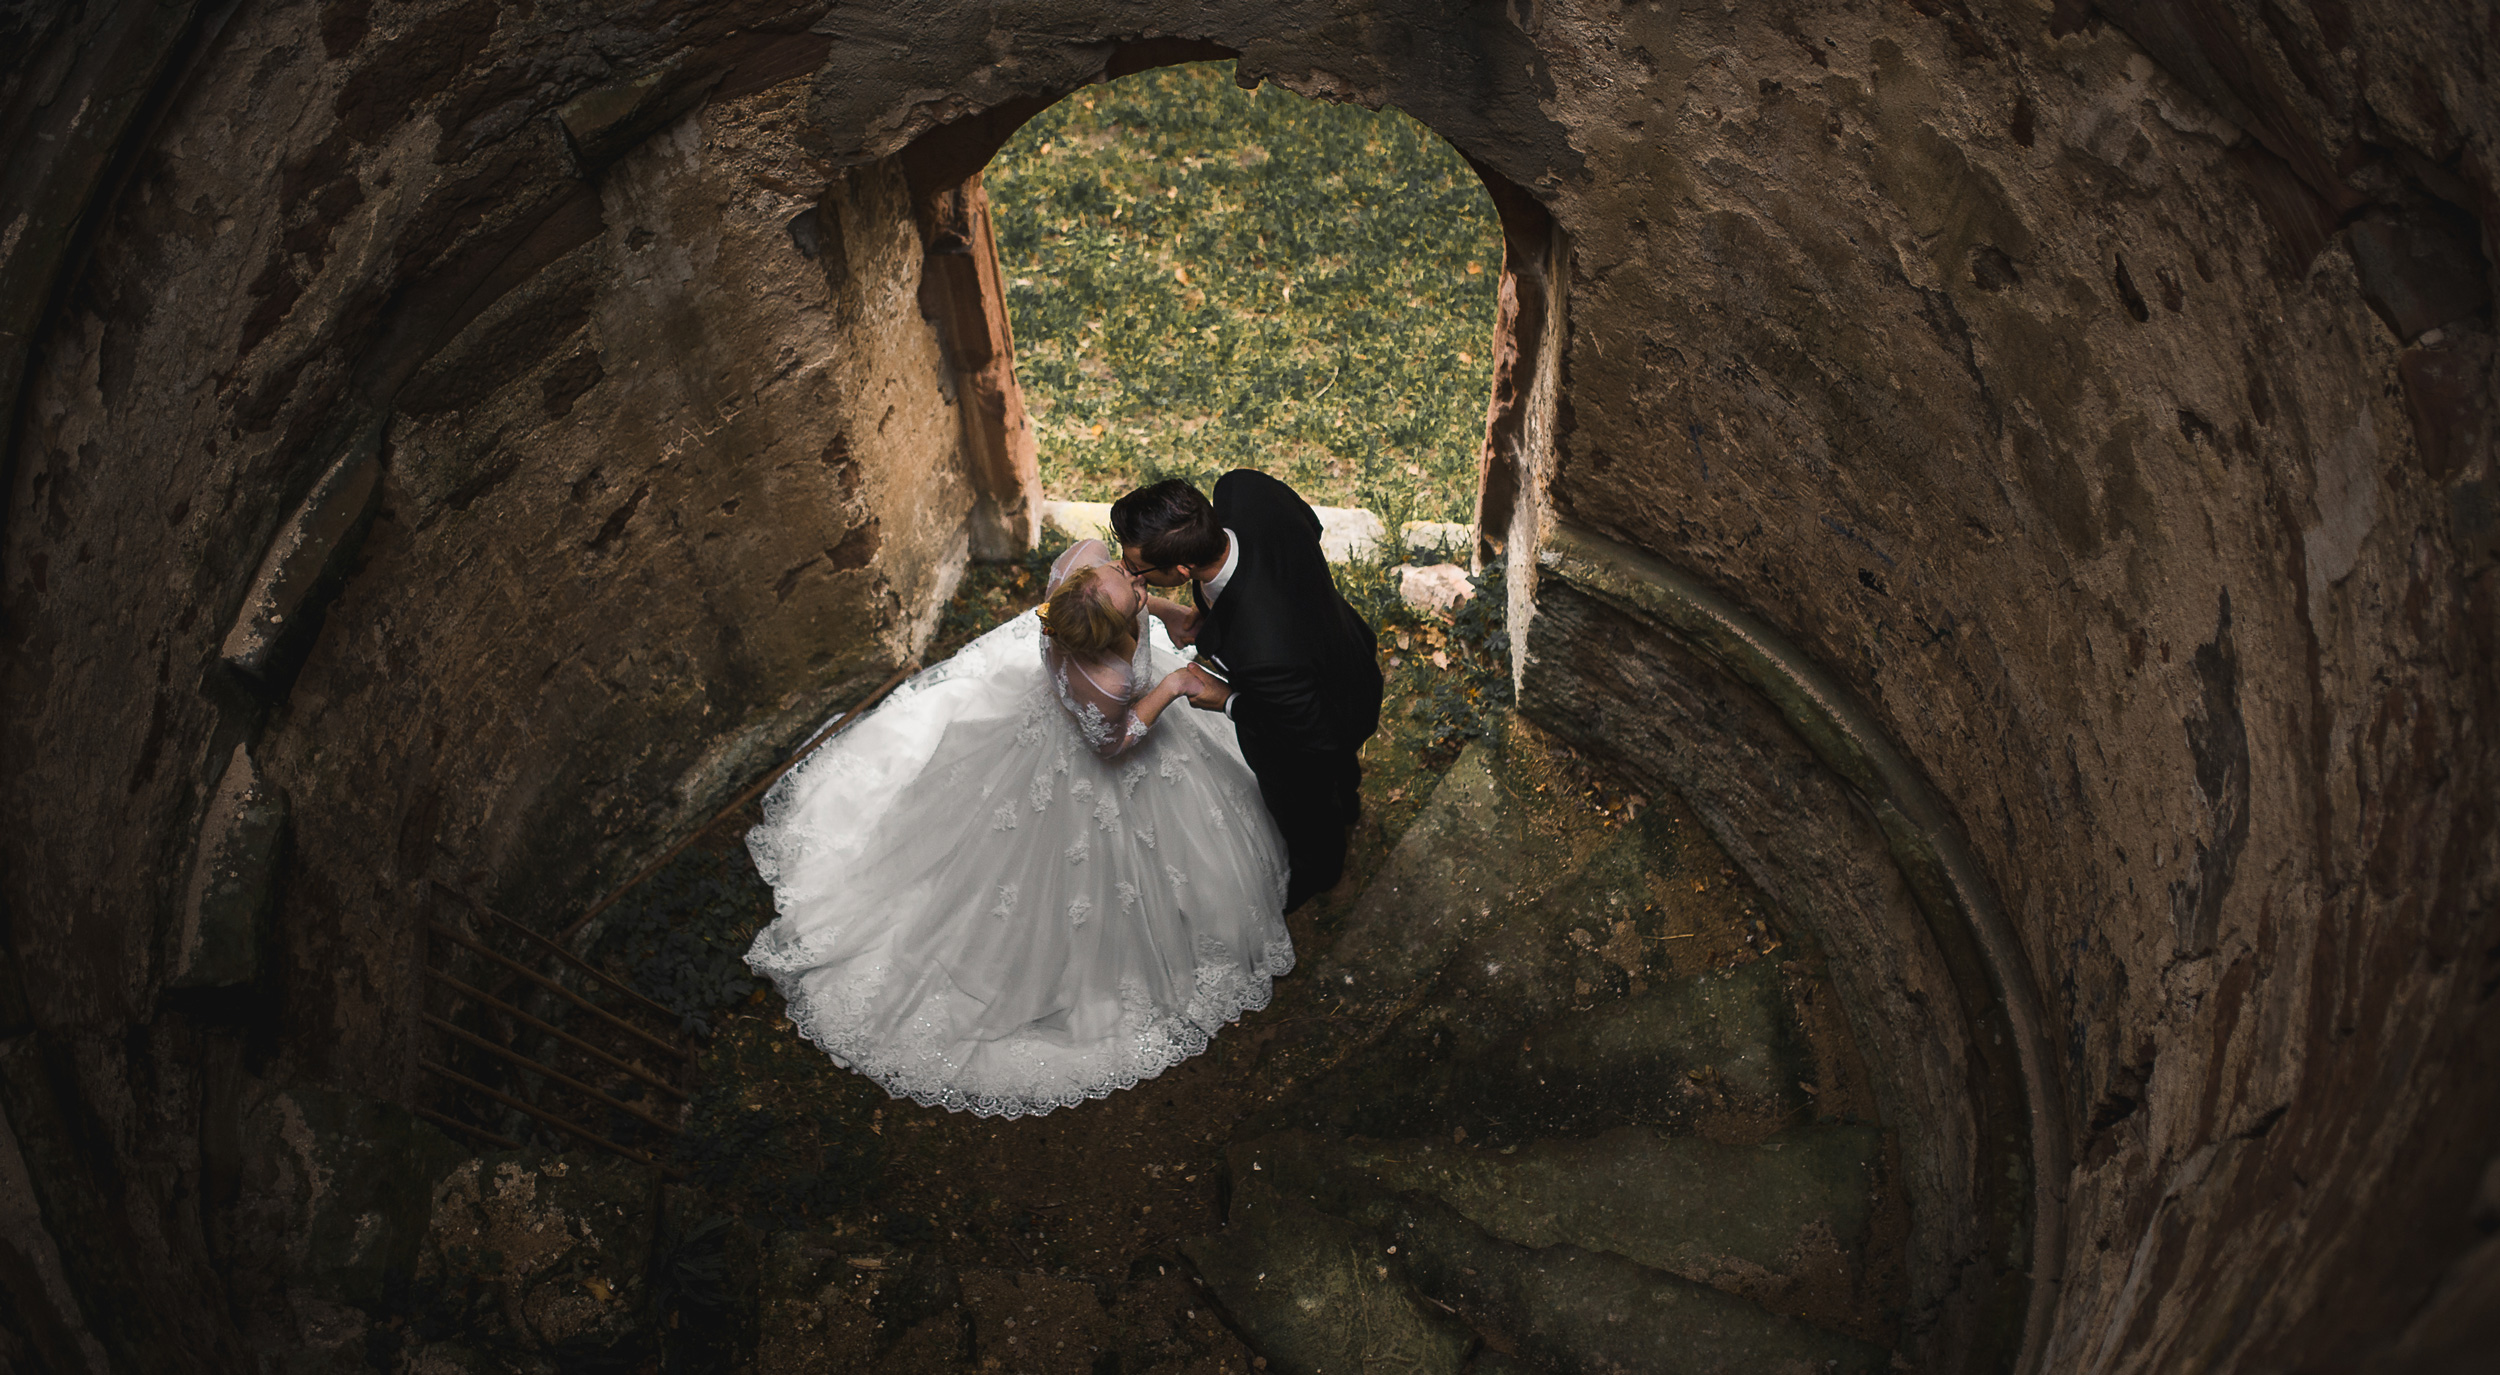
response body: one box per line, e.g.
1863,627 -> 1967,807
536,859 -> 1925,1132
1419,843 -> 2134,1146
1213,468 -> 1313,524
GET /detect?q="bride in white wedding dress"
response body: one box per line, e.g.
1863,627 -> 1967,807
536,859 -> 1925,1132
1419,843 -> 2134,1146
743,539 -> 1294,1118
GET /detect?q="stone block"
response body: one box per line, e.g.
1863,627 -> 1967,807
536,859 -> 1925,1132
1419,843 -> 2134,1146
1394,562 -> 1475,614
1319,743 -> 1531,1000
1300,1124 -> 1883,1280
1182,1174 -> 1476,1375
166,744 -> 287,990
1379,1192 -> 1889,1375
558,61 -> 706,171
221,1084 -> 469,1313
1400,520 -> 1473,556
2345,207 -> 2490,343
1316,504 -> 1387,562
1193,1143 -> 1888,1375
219,423 -> 383,684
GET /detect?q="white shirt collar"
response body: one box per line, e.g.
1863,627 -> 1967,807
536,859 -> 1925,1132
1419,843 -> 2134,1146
1198,528 -> 1242,604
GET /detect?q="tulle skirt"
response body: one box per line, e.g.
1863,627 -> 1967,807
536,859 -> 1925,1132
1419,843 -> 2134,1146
744,611 -> 1294,1118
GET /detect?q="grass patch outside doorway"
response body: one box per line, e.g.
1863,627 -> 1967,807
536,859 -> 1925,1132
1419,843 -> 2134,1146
987,60 -> 1502,532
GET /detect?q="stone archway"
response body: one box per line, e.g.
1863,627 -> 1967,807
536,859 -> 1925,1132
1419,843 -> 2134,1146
1,4 -> 2492,1374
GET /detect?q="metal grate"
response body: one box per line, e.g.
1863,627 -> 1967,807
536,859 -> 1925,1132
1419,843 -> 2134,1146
410,660 -> 919,1171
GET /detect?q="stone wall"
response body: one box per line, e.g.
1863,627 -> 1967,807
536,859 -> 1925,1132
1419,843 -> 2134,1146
0,1 -> 2491,1371
1506,6 -> 2497,1372
1,4 -> 998,1366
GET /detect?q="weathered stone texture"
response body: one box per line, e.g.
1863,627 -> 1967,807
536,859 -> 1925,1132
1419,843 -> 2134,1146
0,1 -> 2491,1372
1508,6 -> 2498,1372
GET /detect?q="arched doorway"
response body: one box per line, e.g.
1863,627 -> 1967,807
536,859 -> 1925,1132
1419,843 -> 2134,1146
876,39 -> 1566,584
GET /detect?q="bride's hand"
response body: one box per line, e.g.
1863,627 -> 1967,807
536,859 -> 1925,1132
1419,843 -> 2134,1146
1155,665 -> 1207,699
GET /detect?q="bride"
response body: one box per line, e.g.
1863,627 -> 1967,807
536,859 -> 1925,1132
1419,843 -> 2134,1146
743,539 -> 1295,1118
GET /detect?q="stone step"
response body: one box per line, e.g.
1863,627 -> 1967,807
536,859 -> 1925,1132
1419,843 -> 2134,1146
1187,1160 -> 1891,1375
1182,725 -> 1898,1371
1266,736 -> 1814,1142
1240,1122 -> 1884,1292
1252,739 -> 1616,1091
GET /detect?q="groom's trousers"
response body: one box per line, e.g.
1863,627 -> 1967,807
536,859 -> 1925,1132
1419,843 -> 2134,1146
1239,735 -> 1364,911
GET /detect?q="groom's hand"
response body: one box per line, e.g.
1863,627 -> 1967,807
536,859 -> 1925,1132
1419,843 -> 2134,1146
1149,597 -> 1201,645
1186,676 -> 1232,712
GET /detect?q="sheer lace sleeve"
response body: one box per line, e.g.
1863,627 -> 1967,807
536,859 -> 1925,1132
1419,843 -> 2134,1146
1047,645 -> 1154,759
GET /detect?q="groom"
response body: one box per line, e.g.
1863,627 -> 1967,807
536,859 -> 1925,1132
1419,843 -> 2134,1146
1111,472 -> 1385,911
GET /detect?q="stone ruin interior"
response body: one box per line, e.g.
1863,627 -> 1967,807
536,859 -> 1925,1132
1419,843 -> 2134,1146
1,2 -> 2494,1373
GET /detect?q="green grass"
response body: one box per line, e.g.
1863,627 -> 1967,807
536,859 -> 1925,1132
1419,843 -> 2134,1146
987,61 -> 1502,528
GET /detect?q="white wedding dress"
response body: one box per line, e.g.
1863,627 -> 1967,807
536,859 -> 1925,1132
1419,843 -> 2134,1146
744,541 -> 1294,1118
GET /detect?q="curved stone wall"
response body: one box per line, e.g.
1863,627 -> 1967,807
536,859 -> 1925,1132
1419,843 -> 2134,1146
0,2 -> 2490,1371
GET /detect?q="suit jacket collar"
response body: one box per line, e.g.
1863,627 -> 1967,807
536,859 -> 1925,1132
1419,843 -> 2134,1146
1197,528 -> 1242,604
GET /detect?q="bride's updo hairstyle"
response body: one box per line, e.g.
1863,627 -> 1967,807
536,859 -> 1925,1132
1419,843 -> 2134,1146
1043,562 -> 1131,657
1109,479 -> 1225,570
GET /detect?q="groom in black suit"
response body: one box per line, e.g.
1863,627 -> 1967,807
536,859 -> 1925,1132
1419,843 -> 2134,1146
1112,472 -> 1384,911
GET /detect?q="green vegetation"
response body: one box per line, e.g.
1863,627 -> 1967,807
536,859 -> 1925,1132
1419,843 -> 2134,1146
988,61 -> 1502,526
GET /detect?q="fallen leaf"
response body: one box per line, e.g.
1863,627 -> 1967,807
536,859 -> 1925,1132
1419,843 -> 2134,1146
584,1277 -> 612,1301
1431,650 -> 1450,669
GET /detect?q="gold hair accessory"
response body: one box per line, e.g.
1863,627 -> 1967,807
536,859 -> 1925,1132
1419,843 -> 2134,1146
1035,602 -> 1053,635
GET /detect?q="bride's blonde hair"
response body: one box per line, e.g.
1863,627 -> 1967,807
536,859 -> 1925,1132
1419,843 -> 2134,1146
1043,562 -> 1130,656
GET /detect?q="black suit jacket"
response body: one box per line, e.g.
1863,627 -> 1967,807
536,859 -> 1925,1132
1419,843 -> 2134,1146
1193,470 -> 1384,756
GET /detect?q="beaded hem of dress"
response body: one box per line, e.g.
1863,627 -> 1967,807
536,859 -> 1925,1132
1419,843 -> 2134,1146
751,934 -> 1296,1119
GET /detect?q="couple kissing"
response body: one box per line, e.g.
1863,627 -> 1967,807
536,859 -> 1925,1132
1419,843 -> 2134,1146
742,469 -> 1383,1120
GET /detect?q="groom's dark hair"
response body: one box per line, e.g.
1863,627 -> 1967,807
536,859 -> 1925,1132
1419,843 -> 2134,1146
1110,479 -> 1226,568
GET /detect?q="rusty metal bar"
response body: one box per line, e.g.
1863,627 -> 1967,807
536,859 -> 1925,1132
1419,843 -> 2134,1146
427,922 -> 693,1063
425,967 -> 685,1099
430,877 -> 686,1027
419,1059 -> 677,1175
422,1013 -> 681,1136
414,1104 -> 522,1151
555,659 -> 920,945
